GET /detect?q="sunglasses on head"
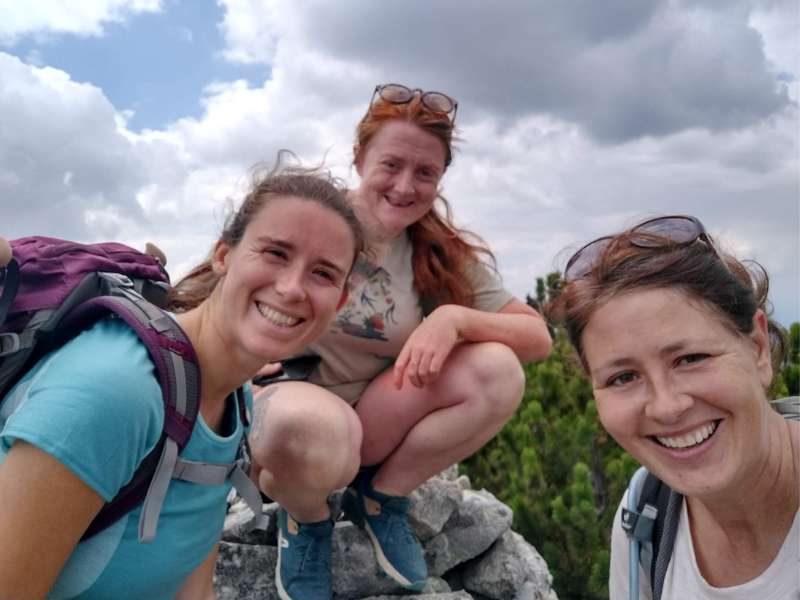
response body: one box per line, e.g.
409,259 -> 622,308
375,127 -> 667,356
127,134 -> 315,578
564,215 -> 720,282
369,83 -> 458,123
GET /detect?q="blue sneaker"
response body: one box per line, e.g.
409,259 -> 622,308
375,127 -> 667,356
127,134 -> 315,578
276,509 -> 333,600
342,470 -> 427,591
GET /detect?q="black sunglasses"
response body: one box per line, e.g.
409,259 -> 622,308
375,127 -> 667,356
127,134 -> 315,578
369,83 -> 458,123
564,215 -> 720,282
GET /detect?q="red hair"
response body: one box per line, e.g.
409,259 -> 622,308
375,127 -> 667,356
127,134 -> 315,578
353,96 -> 495,307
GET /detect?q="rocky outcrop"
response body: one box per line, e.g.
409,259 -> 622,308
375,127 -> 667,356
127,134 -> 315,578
214,469 -> 558,600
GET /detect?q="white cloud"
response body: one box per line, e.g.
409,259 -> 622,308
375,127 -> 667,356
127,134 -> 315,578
217,0 -> 282,64
0,1 -> 797,325
0,0 -> 162,45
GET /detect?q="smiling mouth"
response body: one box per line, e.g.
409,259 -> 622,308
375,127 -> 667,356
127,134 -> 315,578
384,195 -> 414,208
256,302 -> 303,328
653,420 -> 721,449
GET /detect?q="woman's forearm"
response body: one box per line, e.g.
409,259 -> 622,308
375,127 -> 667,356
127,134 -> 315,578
439,300 -> 552,364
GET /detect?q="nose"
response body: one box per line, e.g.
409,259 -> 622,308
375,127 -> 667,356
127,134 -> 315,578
275,266 -> 306,302
643,378 -> 694,424
394,169 -> 415,196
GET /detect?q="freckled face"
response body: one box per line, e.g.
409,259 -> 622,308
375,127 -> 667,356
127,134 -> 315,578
581,287 -> 773,499
353,120 -> 447,239
212,196 -> 356,367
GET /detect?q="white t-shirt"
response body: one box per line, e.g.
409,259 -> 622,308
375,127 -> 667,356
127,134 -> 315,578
303,231 -> 513,404
609,491 -> 800,600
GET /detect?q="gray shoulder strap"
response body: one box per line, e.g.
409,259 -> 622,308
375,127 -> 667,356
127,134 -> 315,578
651,490 -> 681,600
173,456 -> 268,531
771,396 -> 800,421
623,466 -> 656,600
139,437 -> 180,542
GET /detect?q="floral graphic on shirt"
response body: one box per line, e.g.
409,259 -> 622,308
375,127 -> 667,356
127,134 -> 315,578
335,257 -> 397,341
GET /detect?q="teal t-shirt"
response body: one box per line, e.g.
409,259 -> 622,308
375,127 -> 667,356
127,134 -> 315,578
0,318 -> 249,600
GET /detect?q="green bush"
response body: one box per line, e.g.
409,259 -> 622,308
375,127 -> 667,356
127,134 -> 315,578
462,329 -> 636,600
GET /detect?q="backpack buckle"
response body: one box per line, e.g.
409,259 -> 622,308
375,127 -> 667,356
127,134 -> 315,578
622,503 -> 658,542
0,332 -> 20,356
98,271 -> 134,290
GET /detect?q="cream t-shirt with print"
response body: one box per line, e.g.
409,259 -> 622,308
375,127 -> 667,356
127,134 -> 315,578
303,231 -> 513,404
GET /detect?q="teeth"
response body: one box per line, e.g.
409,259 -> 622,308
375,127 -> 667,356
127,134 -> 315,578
385,195 -> 413,207
256,303 -> 300,327
656,422 -> 717,449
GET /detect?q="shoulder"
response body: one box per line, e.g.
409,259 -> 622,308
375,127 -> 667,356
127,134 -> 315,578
2,318 -> 164,499
36,318 -> 162,417
465,260 -> 513,311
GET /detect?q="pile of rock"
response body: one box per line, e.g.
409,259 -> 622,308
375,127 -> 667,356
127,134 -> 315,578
214,468 -> 559,600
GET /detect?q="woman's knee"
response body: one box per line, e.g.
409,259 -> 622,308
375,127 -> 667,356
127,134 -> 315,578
248,382 -> 362,488
446,342 -> 525,420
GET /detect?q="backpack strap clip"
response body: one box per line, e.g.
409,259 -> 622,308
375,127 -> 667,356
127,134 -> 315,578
622,502 -> 658,542
0,332 -> 21,356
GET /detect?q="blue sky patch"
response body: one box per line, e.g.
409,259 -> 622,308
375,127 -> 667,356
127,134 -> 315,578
6,0 -> 268,130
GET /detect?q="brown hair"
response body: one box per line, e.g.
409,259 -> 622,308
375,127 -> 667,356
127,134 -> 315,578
168,153 -> 364,312
354,94 -> 495,307
546,221 -> 786,376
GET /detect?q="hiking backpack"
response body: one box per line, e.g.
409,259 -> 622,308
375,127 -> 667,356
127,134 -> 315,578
0,236 -> 264,543
621,396 -> 800,600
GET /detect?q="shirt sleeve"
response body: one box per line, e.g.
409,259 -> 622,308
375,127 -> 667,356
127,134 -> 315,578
466,260 -> 514,312
609,490 -> 652,600
1,318 -> 164,502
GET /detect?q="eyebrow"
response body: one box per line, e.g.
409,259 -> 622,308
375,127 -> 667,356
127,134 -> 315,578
593,340 -> 696,373
257,236 -> 348,276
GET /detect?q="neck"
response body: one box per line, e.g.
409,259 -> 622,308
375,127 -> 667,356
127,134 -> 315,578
176,303 -> 255,431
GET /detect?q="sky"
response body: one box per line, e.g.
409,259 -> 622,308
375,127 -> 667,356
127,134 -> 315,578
1,0 -> 798,326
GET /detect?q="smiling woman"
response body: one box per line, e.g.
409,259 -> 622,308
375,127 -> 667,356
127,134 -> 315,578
547,215 -> 800,600
247,83 -> 553,600
0,158 -> 363,600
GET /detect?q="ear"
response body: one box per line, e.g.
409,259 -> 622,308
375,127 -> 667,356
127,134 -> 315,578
751,310 -> 773,388
211,240 -> 232,276
336,288 -> 349,311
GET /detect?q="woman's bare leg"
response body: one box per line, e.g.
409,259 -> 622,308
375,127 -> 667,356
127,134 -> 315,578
355,342 -> 525,496
249,381 -> 362,522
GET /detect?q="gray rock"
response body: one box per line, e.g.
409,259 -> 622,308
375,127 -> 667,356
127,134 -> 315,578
222,500 -> 279,545
438,464 -> 460,481
214,541 -> 277,600
332,522 -> 402,598
425,489 -> 513,575
462,531 -> 558,600
363,593 -> 474,600
409,477 -> 462,541
422,577 -> 452,594
455,475 -> 472,491
215,476 -> 556,600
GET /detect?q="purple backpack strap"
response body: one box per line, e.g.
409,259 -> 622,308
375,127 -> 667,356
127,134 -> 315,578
59,281 -> 201,542
0,258 -> 19,326
52,273 -> 200,541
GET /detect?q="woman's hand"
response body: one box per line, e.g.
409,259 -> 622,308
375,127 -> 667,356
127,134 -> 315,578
393,299 -> 552,391
250,361 -> 283,394
393,305 -> 462,389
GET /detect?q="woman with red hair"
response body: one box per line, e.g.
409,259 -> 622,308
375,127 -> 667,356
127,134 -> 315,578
249,84 -> 552,599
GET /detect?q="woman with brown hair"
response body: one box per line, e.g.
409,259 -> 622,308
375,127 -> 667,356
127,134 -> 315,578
0,162 -> 363,600
547,215 -> 799,600
249,84 -> 552,599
